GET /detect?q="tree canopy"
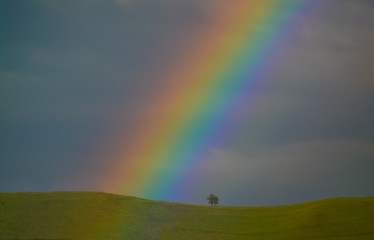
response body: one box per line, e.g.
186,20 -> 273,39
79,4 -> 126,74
207,194 -> 219,206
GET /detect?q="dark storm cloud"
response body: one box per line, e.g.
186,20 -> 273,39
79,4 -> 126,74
0,0 -> 217,192
1,0 -> 373,205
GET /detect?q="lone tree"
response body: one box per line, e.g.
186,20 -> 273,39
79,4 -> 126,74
207,194 -> 219,206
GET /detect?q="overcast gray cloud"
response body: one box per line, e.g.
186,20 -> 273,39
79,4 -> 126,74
223,0 -> 374,152
193,0 -> 374,205
1,0 -> 373,205
195,140 -> 374,205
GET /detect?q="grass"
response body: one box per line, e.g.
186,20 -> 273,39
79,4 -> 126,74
0,192 -> 373,240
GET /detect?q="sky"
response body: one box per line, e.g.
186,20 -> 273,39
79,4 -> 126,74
1,0 -> 374,206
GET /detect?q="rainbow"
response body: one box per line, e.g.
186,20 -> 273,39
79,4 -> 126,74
100,0 -> 312,201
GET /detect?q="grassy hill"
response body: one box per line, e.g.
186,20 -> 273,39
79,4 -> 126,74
0,192 -> 373,240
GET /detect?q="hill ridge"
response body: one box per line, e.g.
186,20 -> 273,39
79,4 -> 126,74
1,192 -> 373,239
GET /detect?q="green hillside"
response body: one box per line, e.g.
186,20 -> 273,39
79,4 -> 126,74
0,192 -> 373,240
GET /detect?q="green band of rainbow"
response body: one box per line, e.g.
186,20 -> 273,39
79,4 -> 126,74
100,0 -> 313,201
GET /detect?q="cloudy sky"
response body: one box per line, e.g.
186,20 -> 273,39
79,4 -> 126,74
1,0 -> 373,205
